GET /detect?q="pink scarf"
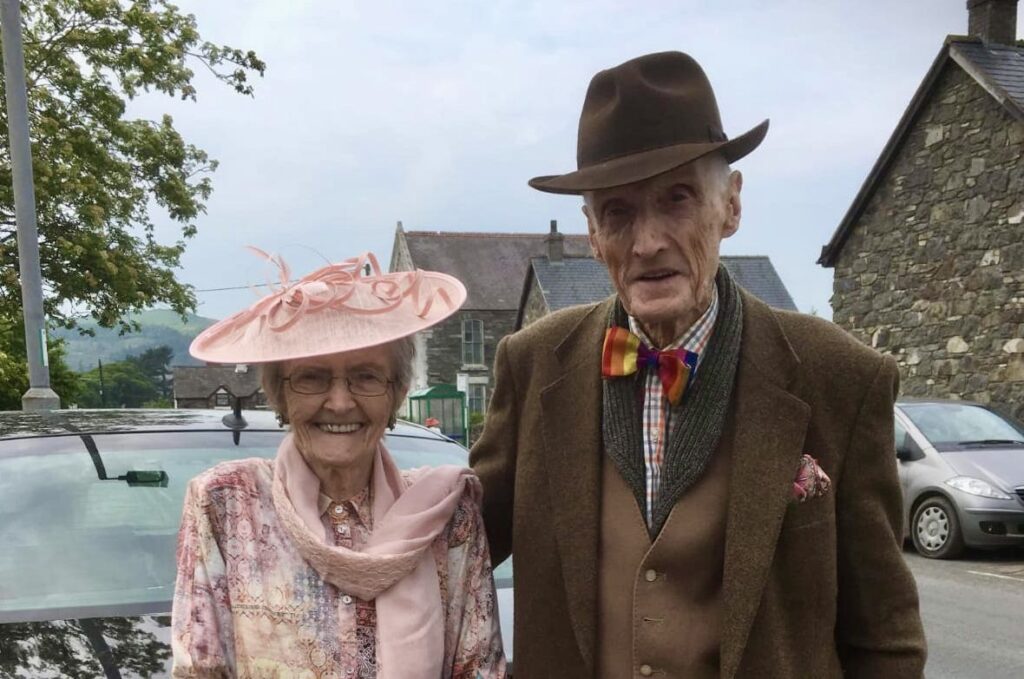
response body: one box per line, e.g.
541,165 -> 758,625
271,433 -> 479,679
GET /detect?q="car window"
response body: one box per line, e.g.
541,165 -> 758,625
900,403 -> 1024,447
385,433 -> 469,468
0,430 -> 283,623
492,558 -> 513,588
0,428 -> 468,623
894,418 -> 908,453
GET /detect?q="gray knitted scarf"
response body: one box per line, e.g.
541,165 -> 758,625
602,264 -> 743,536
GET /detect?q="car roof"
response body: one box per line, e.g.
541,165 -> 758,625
896,398 -> 986,408
0,408 -> 451,442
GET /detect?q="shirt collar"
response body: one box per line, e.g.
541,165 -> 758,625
318,485 -> 373,528
627,282 -> 719,356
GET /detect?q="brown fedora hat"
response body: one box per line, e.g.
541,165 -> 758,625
529,51 -> 768,195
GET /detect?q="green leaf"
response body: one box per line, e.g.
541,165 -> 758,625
0,0 -> 264,336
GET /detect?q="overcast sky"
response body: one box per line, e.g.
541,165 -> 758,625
130,0 -> 1023,321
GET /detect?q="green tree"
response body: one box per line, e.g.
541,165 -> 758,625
0,315 -> 80,409
126,343 -> 172,396
0,0 -> 265,332
78,357 -> 157,407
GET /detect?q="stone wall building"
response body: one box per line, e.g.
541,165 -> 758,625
389,222 -> 590,416
173,365 -> 266,410
819,0 -> 1024,417
518,226 -> 798,330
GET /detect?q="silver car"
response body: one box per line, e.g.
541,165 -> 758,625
895,399 -> 1024,559
0,408 -> 513,676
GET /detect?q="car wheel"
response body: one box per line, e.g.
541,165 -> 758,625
911,496 -> 965,559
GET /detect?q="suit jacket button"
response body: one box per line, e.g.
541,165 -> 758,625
644,569 -> 658,582
639,664 -> 653,676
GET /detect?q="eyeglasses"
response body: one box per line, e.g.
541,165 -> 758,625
284,367 -> 393,397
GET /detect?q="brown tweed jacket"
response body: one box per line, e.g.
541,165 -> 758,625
470,289 -> 926,678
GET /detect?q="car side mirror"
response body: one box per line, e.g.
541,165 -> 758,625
896,434 -> 924,462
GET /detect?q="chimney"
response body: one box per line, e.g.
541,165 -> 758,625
546,219 -> 564,263
967,0 -> 1018,44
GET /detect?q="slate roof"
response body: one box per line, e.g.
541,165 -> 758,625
722,256 -> 799,311
954,40 -> 1024,113
528,257 -> 616,315
517,255 -> 797,328
819,36 -> 1024,266
173,365 -> 262,399
401,231 -> 592,310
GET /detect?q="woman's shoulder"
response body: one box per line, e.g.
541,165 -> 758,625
401,467 -> 483,549
186,457 -> 274,503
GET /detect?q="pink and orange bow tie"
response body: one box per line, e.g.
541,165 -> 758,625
601,327 -> 699,405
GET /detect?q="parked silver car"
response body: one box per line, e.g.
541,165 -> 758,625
895,399 -> 1024,559
0,408 -> 513,676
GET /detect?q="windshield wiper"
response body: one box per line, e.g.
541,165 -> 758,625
80,433 -> 169,487
956,439 -> 1024,446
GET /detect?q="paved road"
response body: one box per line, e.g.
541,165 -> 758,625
905,547 -> 1024,678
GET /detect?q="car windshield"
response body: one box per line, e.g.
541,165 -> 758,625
0,427 -> 469,623
900,403 -> 1024,449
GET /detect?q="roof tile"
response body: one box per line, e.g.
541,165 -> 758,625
954,41 -> 1024,112
173,365 -> 262,399
402,231 -> 591,309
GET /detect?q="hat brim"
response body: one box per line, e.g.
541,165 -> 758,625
189,271 -> 467,365
528,119 -> 769,195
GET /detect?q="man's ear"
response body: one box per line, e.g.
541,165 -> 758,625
722,170 -> 743,238
582,203 -> 604,262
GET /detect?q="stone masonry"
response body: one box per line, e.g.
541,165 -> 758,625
831,64 -> 1024,418
419,309 -> 515,388
520,274 -> 549,329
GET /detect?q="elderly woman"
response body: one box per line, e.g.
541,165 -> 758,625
172,252 -> 506,678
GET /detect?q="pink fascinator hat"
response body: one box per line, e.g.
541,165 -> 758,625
189,249 -> 466,364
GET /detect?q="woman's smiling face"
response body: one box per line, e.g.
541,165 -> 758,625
282,347 -> 396,475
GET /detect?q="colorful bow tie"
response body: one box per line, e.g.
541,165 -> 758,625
601,327 -> 698,405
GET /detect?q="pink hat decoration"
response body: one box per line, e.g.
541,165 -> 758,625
189,248 -> 466,364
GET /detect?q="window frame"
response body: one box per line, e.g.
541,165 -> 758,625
467,383 -> 487,415
461,318 -> 484,366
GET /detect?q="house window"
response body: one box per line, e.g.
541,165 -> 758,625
462,319 -> 484,366
468,383 -> 487,415
214,389 -> 231,408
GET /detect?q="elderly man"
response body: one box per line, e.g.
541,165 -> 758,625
470,52 -> 926,678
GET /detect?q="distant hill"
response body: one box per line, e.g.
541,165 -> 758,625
53,309 -> 218,372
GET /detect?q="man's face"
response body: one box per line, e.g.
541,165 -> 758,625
583,156 -> 742,340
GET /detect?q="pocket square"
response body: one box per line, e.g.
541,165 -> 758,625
792,454 -> 831,503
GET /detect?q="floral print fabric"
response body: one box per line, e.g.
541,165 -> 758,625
172,458 -> 506,678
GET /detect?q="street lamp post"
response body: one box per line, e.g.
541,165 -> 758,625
1,0 -> 60,410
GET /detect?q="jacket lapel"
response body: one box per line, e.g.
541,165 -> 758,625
720,292 -> 811,678
538,298 -> 612,675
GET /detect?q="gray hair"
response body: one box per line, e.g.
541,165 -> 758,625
702,152 -> 732,190
582,152 -> 732,211
260,335 -> 417,422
